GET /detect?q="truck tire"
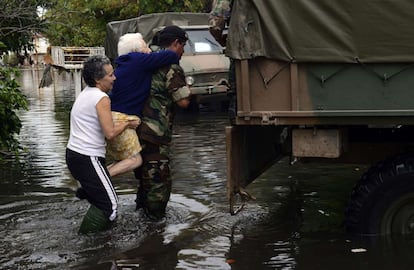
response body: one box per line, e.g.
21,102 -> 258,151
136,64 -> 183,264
344,153 -> 414,235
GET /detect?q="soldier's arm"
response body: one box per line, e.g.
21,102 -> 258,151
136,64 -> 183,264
166,64 -> 191,108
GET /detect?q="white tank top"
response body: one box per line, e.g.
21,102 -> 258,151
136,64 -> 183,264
67,86 -> 108,157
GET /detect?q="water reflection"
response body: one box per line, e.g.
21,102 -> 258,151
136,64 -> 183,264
1,68 -> 414,269
17,69 -> 74,191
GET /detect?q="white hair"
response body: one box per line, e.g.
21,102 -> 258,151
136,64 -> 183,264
117,33 -> 148,56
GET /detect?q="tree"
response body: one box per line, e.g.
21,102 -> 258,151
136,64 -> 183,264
0,0 -> 49,52
0,0 -> 45,157
44,0 -> 210,47
138,0 -> 206,14
43,0 -> 133,46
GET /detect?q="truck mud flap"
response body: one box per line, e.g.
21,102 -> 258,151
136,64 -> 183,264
226,125 -> 287,214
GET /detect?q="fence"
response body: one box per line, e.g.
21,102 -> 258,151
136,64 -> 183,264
51,47 -> 105,69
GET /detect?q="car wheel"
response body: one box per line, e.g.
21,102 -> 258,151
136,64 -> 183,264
344,152 -> 414,235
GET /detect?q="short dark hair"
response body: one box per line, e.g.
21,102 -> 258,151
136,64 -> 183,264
82,55 -> 111,87
152,25 -> 188,48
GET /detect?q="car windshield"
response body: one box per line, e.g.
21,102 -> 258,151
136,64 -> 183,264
184,29 -> 224,54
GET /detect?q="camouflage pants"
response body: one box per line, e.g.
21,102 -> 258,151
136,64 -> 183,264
134,140 -> 171,220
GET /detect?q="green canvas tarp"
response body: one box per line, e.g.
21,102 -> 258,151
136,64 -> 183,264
104,12 -> 210,59
226,0 -> 414,63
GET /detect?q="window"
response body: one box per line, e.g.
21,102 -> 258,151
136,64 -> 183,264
184,29 -> 224,54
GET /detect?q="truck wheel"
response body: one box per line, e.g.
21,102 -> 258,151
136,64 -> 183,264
344,153 -> 414,235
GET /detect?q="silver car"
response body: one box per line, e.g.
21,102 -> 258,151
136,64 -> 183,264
105,12 -> 230,112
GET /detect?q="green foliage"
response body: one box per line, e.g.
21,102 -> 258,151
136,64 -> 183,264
0,67 -> 28,157
0,0 -> 49,52
139,0 -> 205,14
44,0 -> 136,46
3,53 -> 19,66
0,42 -> 6,52
44,0 -> 210,47
0,1 -> 44,159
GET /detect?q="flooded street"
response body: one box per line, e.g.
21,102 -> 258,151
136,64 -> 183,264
1,68 -> 414,269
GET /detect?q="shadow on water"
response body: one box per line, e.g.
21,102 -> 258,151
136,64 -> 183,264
2,68 -> 414,269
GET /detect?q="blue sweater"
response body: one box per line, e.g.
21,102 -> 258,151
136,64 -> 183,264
110,50 -> 179,116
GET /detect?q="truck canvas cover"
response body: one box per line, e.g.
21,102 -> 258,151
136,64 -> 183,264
105,12 -> 209,59
227,0 -> 414,63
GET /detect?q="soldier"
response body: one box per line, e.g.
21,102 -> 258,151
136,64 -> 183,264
134,26 -> 191,220
107,33 -> 179,177
208,0 -> 232,47
208,0 -> 236,123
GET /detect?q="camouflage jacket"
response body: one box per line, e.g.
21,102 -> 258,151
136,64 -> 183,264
208,0 -> 232,31
138,49 -> 191,146
208,0 -> 232,46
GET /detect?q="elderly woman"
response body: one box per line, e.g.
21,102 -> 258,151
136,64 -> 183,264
106,33 -> 179,177
66,55 -> 140,233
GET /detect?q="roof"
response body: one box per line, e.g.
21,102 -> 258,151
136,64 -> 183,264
104,12 -> 210,59
226,0 -> 414,63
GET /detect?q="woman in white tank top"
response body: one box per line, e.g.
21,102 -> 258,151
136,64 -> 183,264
66,55 -> 140,233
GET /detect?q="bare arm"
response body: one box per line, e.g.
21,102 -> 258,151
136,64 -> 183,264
96,96 -> 139,140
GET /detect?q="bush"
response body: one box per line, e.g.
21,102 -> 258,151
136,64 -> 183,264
3,53 -> 19,66
0,66 -> 28,157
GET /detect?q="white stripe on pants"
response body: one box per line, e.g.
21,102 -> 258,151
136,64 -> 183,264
90,156 -> 118,221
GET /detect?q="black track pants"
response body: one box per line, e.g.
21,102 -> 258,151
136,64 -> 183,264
66,148 -> 118,221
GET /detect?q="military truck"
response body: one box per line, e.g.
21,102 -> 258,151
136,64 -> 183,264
225,0 -> 414,236
105,12 -> 230,112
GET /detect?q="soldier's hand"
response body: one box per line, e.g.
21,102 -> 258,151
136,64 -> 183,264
209,28 -> 226,47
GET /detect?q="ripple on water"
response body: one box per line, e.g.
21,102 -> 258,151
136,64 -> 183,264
3,74 -> 305,270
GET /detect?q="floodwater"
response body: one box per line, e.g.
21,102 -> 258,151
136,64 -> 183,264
1,68 -> 414,269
